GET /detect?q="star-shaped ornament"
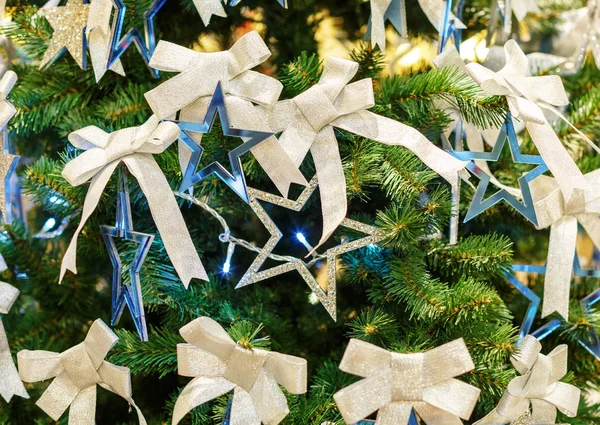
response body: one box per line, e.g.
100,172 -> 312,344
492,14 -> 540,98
229,0 -> 287,7
449,113 -> 549,226
0,150 -> 19,224
236,177 -> 385,320
100,166 -> 154,341
39,0 -> 90,69
175,82 -> 272,203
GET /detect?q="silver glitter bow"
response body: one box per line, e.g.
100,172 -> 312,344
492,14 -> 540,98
173,317 -> 307,425
86,0 -> 125,82
266,56 -> 468,250
18,319 -> 146,425
144,30 -> 307,197
333,338 -> 480,425
475,335 -> 580,425
0,281 -> 28,402
465,40 -> 595,208
529,171 -> 600,319
60,115 -> 208,287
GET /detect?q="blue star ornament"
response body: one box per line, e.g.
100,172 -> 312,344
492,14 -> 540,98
174,82 -> 272,203
365,0 -> 407,42
504,264 -> 543,344
107,0 -> 166,78
449,113 -> 549,226
100,166 -> 154,341
229,0 -> 287,7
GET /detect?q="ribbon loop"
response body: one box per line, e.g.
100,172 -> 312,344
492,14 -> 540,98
173,317 -> 307,425
475,335 -> 581,425
17,319 -> 147,425
60,116 -> 208,288
334,338 -> 480,425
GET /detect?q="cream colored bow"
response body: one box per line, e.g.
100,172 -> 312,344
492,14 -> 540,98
0,70 -> 17,130
465,40 -> 595,205
475,335 -> 580,425
173,317 -> 307,425
60,115 -> 208,287
528,171 -> 600,319
266,56 -> 468,250
333,338 -> 480,425
145,30 -> 307,197
0,281 -> 28,402
18,319 -> 147,425
86,0 -> 125,82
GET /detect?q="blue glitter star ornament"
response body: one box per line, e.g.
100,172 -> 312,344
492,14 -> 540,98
449,113 -> 549,226
100,166 -> 154,341
107,0 -> 166,78
174,82 -> 273,203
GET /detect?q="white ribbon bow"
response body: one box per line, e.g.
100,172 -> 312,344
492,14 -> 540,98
333,338 -> 480,425
145,30 -> 307,197
465,40 -> 596,205
529,171 -> 600,319
173,317 -> 307,425
0,281 -> 29,402
18,319 -> 146,425
0,70 -> 17,130
86,0 -> 125,82
60,115 -> 208,287
266,56 -> 468,249
475,335 -> 580,425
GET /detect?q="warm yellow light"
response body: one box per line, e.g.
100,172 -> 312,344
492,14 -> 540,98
398,47 -> 423,66
459,32 -> 489,62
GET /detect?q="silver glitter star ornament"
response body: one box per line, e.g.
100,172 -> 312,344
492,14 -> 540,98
39,0 -> 90,69
237,177 -> 385,320
0,150 -> 18,223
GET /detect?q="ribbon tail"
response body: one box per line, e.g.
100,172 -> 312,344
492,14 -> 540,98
231,387 -> 260,425
172,377 -> 235,425
98,361 -> 148,425
333,374 -> 392,424
249,370 -> 290,424
0,320 -> 29,402
191,0 -> 227,26
35,372 -> 80,421
69,386 -> 96,425
370,0 -> 393,49
124,155 -> 208,287
376,403 -> 413,425
542,215 -> 578,319
60,161 -> 119,283
414,402 -> 463,425
531,399 -> 558,424
472,408 -> 510,425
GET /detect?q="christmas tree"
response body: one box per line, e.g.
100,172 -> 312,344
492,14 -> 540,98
0,0 -> 599,424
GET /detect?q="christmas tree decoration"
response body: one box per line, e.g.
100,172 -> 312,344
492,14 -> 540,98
553,4 -> 598,72
235,177 -> 385,320
0,149 -> 18,224
366,0 -> 407,50
0,281 -> 28,402
176,82 -> 273,203
267,56 -> 469,250
475,335 -> 580,425
60,115 -> 208,287
106,0 -> 165,79
230,0 -> 287,7
39,0 -> 90,70
145,31 -> 308,197
0,70 -> 17,131
487,0 -> 540,40
191,0 -> 227,26
172,316 -> 307,425
449,113 -> 548,226
100,165 -> 153,341
503,264 -> 542,344
17,319 -> 147,425
465,40 -> 598,209
529,171 -> 600,319
333,338 -> 480,425
86,0 -> 125,81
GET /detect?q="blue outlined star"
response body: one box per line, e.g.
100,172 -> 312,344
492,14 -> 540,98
528,255 -> 600,359
504,264 -> 543,344
173,82 -> 273,203
107,0 -> 166,78
449,113 -> 549,226
100,166 -> 153,341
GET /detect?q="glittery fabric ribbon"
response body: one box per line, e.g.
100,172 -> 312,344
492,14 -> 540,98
0,70 -> 17,130
465,40 -> 596,205
265,56 -> 468,249
86,0 -> 125,82
0,281 -> 29,402
144,31 -> 307,196
511,0 -> 540,22
418,0 -> 465,32
475,335 -> 580,425
529,171 -> 600,319
370,0 -> 394,49
191,0 -> 227,26
173,316 -> 307,425
60,115 -> 208,287
18,319 -> 146,425
333,338 -> 480,425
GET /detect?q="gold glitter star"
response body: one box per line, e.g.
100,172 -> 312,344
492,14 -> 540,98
39,0 -> 90,70
236,177 -> 385,320
0,150 -> 18,223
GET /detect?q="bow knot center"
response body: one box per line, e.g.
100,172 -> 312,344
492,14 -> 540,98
223,345 -> 267,392
59,344 -> 103,390
105,128 -> 138,164
294,85 -> 340,132
391,353 -> 424,402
